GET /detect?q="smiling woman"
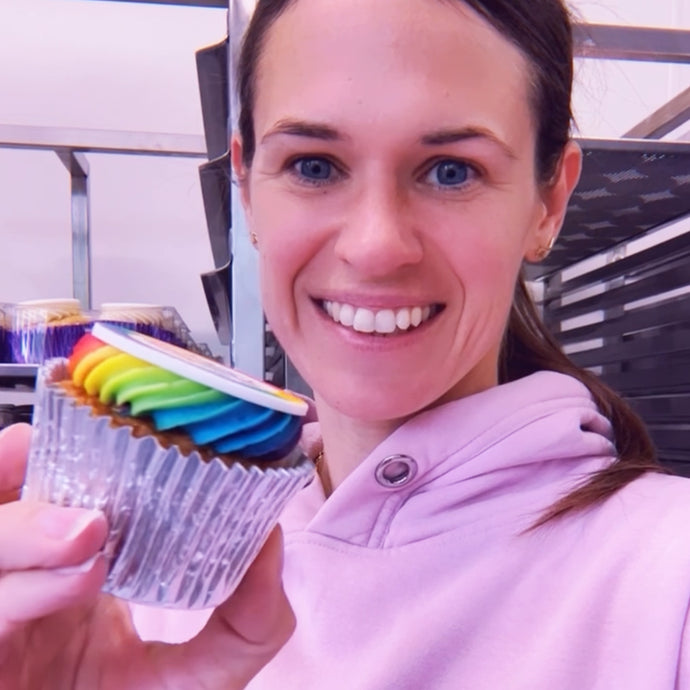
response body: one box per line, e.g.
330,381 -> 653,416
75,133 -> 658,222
232,0 -> 656,494
225,0 -> 690,687
1,1 -> 689,689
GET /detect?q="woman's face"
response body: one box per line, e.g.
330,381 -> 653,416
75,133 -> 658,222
237,0 -> 572,422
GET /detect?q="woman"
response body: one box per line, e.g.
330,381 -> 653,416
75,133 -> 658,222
1,0 -> 688,687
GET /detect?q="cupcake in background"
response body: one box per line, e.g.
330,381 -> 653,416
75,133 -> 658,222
95,303 -> 181,345
9,298 -> 91,364
0,304 -> 8,363
23,323 -> 313,609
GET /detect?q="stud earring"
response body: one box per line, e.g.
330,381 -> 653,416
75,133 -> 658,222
534,235 -> 556,261
250,232 -> 259,248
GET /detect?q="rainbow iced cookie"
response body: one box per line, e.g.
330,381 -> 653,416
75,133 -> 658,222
66,325 -> 307,462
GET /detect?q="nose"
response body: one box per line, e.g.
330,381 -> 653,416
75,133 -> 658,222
333,178 -> 423,277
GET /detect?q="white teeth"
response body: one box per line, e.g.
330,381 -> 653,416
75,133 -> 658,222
410,307 -> 423,328
322,300 -> 437,334
375,309 -> 397,334
353,308 -> 375,333
339,303 -> 355,327
396,308 -> 411,331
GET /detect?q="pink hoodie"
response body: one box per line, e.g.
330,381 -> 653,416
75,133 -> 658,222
133,371 -> 690,689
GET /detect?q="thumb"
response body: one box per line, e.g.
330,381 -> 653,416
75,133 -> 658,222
0,423 -> 32,503
149,526 -> 295,688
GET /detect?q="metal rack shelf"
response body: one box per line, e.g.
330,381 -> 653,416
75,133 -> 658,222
0,125 -> 207,311
0,364 -> 38,408
0,364 -> 38,379
528,138 -> 690,281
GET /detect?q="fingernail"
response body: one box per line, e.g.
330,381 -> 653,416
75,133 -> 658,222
54,553 -> 101,576
37,507 -> 104,541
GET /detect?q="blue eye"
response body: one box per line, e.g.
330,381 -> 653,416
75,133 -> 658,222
426,159 -> 471,187
294,157 -> 333,181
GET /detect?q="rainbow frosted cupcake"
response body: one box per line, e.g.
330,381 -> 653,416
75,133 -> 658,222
23,324 -> 313,608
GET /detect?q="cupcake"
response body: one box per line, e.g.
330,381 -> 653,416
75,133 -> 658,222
22,323 -> 314,609
0,304 -> 8,363
9,298 -> 91,364
96,303 -> 183,347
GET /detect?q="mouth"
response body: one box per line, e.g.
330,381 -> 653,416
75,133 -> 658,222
317,299 -> 445,336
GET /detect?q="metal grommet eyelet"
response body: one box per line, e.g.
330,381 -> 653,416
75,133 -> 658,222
375,455 -> 418,488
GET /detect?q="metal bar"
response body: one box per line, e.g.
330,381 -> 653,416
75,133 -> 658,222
547,232 -> 690,298
228,0 -> 264,377
556,295 -> 690,344
548,259 -> 690,322
0,364 -> 38,379
624,86 -> 690,139
631,395 -> 690,422
56,152 -> 93,310
602,365 -> 690,396
573,24 -> 690,63
196,39 -> 230,160
90,0 -> 227,6
648,428 -> 690,449
0,390 -> 36,406
574,137 -> 690,154
0,124 -> 207,158
570,328 -> 690,369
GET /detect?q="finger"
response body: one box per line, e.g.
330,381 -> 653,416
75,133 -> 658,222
0,424 -> 31,501
148,527 -> 294,688
0,553 -> 107,629
212,527 -> 295,646
0,501 -> 107,571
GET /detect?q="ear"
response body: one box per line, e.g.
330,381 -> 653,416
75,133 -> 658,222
231,133 -> 252,216
525,140 -> 582,262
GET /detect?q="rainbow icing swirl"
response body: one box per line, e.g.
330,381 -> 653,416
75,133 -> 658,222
68,334 -> 302,460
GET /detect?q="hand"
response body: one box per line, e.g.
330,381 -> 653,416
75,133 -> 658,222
0,424 -> 295,689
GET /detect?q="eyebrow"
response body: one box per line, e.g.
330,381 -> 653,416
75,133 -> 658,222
260,119 -> 517,159
421,127 -> 518,160
260,119 -> 348,144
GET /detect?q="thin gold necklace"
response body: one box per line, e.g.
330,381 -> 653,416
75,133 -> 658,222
313,449 -> 332,495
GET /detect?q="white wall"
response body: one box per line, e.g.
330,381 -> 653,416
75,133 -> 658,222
0,0 -> 688,358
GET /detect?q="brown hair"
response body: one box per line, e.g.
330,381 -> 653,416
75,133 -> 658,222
502,278 -> 664,526
236,0 -> 665,522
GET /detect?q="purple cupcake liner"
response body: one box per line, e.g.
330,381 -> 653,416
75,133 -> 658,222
0,327 -> 7,364
97,321 -> 186,348
9,324 -> 90,364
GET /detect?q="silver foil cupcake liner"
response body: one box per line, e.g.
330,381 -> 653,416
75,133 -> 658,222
22,359 -> 314,609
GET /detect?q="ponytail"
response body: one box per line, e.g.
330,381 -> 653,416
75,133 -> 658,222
501,274 -> 666,526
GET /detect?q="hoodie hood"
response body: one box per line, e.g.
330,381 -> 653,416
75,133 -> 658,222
287,371 -> 617,546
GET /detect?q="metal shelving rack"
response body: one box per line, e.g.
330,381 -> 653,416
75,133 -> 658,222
0,364 -> 38,406
527,29 -> 690,473
2,3 -> 689,449
0,127 -> 209,407
0,126 -> 208,311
